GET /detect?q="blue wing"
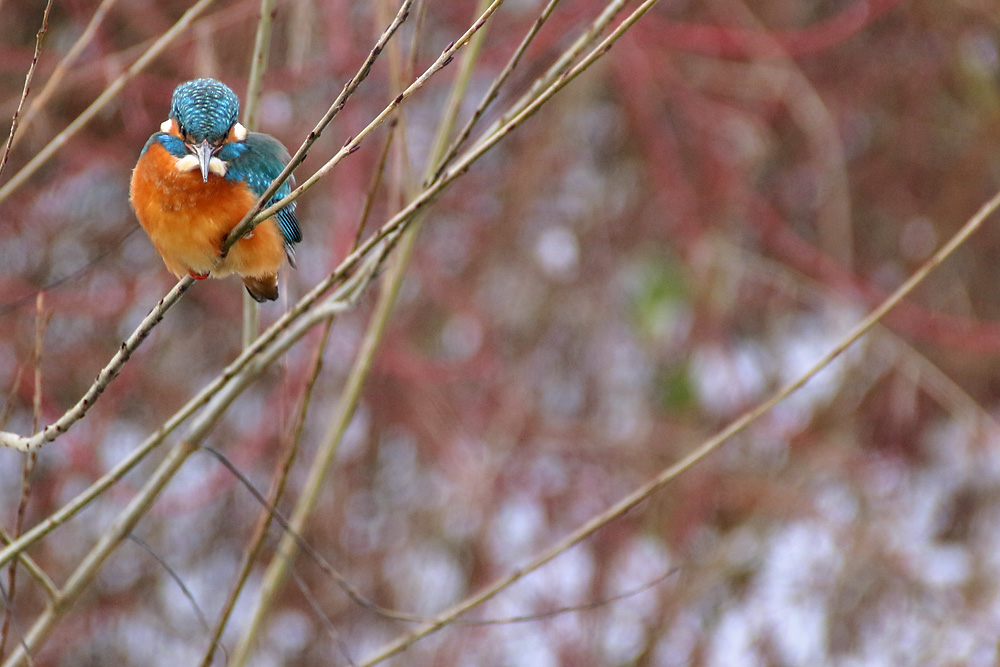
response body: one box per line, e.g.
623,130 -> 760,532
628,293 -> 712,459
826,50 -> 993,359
219,132 -> 302,249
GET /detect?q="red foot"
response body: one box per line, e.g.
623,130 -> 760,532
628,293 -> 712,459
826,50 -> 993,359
188,271 -> 210,280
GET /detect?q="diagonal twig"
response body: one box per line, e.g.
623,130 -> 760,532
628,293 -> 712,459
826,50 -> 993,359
434,0 -> 563,180
0,0 -> 414,452
12,0 -> 121,145
230,0 -> 506,242
0,255 -> 385,667
0,0 -> 54,182
219,0 -> 415,253
467,0 -> 628,156
0,279 -> 194,451
0,0 -> 219,204
0,295 -> 48,659
239,0 -> 279,348
126,533 -> 219,651
357,170 -> 1000,666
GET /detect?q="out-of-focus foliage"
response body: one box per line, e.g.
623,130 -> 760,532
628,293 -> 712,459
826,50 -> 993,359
2,0 -> 1000,665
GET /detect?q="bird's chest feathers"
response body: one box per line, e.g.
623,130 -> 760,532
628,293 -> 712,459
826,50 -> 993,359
134,143 -> 257,227
131,142 -> 260,275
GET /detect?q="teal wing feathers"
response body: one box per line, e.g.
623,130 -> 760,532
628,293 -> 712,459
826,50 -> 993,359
218,132 -> 301,249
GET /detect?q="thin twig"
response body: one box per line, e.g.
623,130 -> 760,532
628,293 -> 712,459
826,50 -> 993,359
460,569 -> 678,626
0,0 -> 219,204
0,262 -> 382,666
0,279 -> 194,451
353,119 -> 397,253
468,0 -> 627,154
198,318 -> 335,667
434,0 -> 563,180
220,0 -> 416,253
0,226 -> 140,317
0,0 -> 53,181
292,569 -> 358,667
356,173 -> 1000,667
126,533 -> 220,653
201,434 -> 427,623
0,295 -> 47,659
13,0 -> 121,144
233,0 -> 506,241
240,0 -> 278,349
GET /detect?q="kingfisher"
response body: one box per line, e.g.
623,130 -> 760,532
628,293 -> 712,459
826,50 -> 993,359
130,78 -> 301,302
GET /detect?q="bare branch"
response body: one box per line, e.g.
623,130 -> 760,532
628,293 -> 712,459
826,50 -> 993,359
434,0 -> 563,180
356,175 -> 1000,666
0,279 -> 194,451
13,0 -> 121,144
292,569 -> 359,667
460,569 -> 679,626
0,256 -> 384,665
0,0 -> 219,204
235,0 -> 506,239
220,0 -> 416,252
0,0 -> 53,181
0,294 -> 48,659
470,0 -> 628,150
126,533 -> 219,651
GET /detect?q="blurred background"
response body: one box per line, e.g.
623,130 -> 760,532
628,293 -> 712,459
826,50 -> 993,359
3,0 -> 1000,664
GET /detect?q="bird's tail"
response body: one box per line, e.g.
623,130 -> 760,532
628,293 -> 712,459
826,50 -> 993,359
242,274 -> 279,302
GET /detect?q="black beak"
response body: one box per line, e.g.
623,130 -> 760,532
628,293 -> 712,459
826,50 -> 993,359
192,140 -> 215,182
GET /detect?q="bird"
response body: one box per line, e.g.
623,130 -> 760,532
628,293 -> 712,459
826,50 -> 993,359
129,78 -> 301,302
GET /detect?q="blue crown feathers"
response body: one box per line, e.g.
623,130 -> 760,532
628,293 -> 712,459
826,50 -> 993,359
169,78 -> 240,144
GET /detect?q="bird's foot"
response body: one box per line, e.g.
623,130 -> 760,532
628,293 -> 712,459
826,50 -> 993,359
188,270 -> 210,280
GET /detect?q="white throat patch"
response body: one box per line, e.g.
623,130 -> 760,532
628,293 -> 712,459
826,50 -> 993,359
174,155 -> 228,177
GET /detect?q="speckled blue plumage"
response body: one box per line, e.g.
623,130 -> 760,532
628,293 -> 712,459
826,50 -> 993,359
139,79 -> 301,249
171,78 -> 240,143
140,133 -> 185,158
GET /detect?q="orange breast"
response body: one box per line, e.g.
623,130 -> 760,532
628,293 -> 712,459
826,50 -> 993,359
130,142 -> 286,280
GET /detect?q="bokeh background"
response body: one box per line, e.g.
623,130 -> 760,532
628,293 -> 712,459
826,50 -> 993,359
3,0 -> 1000,664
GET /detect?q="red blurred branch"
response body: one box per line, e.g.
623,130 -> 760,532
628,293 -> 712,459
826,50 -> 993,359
638,0 -> 905,58
748,194 -> 1000,354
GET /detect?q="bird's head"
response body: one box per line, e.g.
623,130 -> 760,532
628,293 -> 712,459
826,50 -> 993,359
161,78 -> 247,182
